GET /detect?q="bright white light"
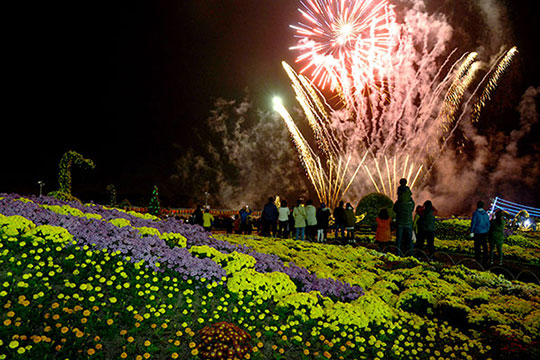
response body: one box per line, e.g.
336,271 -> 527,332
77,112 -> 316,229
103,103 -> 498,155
336,23 -> 354,45
272,96 -> 283,111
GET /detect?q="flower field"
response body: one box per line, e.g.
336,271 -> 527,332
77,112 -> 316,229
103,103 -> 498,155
0,194 -> 539,359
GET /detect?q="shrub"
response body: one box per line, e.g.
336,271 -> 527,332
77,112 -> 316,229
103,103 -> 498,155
195,322 -> 252,360
355,193 -> 394,228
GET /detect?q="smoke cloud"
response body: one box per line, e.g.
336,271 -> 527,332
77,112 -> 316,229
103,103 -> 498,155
170,94 -> 310,209
423,86 -> 540,214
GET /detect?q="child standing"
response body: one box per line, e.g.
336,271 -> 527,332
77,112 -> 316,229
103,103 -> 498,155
375,208 -> 392,248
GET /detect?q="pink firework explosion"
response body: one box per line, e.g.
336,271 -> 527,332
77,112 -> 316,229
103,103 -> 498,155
290,0 -> 398,91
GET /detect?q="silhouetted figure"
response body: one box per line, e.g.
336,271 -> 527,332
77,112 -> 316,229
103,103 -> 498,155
239,205 -> 252,234
489,210 -> 505,265
261,197 -> 279,237
394,180 -> 415,255
316,203 -> 331,242
344,203 -> 356,242
334,201 -> 345,239
416,200 -> 437,255
470,200 -> 490,265
193,205 -> 203,226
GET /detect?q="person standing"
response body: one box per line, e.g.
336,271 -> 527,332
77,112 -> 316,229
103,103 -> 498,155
416,200 -> 437,255
489,210 -> 506,265
202,209 -> 214,232
278,200 -> 291,238
305,199 -> 318,241
470,200 -> 491,265
261,197 -> 279,237
192,205 -> 203,227
393,186 -> 415,256
344,203 -> 356,242
333,201 -> 345,239
375,208 -> 392,248
316,203 -> 331,242
239,205 -> 252,235
293,199 -> 307,241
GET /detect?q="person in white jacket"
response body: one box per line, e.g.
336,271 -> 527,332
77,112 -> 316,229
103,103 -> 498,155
305,199 -> 318,241
278,200 -> 291,238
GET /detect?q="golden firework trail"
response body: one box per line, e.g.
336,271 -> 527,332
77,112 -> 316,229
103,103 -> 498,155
273,96 -> 367,208
471,47 -> 518,123
362,155 -> 423,199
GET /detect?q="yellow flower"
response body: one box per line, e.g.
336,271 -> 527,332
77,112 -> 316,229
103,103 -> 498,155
127,336 -> 134,343
304,349 -> 310,355
171,353 -> 179,359
143,353 -> 150,359
9,340 -> 19,348
189,342 -> 196,348
144,340 -> 151,347
87,348 -> 95,355
191,349 -> 199,356
107,319 -> 114,325
120,352 -> 128,358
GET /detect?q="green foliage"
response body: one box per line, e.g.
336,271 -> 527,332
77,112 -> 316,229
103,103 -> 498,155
49,150 -> 95,202
507,234 -> 540,249
355,192 -> 394,227
435,218 -> 470,240
148,185 -> 161,216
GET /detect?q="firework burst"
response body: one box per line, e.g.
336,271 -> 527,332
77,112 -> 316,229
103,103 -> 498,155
275,1 -> 517,205
291,0 -> 398,93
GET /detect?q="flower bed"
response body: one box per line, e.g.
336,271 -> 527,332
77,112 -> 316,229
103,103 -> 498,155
0,194 -> 539,359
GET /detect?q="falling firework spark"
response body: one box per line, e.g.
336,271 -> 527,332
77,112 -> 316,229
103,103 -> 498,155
276,1 -> 517,202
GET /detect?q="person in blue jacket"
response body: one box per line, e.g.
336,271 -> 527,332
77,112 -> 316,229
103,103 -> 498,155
470,200 -> 491,265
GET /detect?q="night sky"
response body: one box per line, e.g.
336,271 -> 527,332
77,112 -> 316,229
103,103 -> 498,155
3,0 -> 539,208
